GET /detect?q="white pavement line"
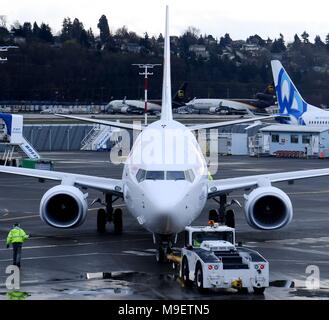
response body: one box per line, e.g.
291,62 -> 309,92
0,251 -> 132,262
268,245 -> 329,257
0,237 -> 150,251
0,215 -> 39,222
266,237 -> 329,245
269,259 -> 329,264
123,250 -> 154,257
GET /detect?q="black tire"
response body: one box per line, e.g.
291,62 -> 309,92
225,209 -> 235,228
195,263 -> 206,293
208,209 -> 218,223
156,246 -> 166,264
182,257 -> 192,288
113,208 -> 123,234
237,287 -> 249,294
97,209 -> 106,233
253,287 -> 266,295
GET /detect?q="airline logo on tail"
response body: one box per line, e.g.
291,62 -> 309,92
271,60 -> 307,124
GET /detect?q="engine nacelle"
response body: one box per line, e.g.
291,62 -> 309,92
120,106 -> 130,113
40,185 -> 88,228
209,106 -> 220,113
244,186 -> 293,230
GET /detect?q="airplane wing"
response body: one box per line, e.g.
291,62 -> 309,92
0,166 -> 123,196
208,168 -> 329,198
55,114 -> 143,131
188,115 -> 275,131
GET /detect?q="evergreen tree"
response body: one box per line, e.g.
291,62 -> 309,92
219,33 -> 232,47
39,23 -> 53,43
301,31 -> 310,44
314,35 -> 325,48
61,17 -> 73,42
97,15 -> 110,44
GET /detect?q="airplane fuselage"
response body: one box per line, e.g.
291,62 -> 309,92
122,119 -> 208,235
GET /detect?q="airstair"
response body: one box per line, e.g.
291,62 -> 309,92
81,124 -> 120,151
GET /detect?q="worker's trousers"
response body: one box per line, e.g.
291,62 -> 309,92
12,243 -> 23,268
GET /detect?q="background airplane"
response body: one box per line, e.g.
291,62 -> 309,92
272,60 -> 329,127
106,82 -> 188,115
1,7 -> 329,264
185,85 -> 275,115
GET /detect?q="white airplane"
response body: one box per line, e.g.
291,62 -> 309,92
185,86 -> 275,115
272,60 -> 329,126
2,7 -> 329,263
107,98 -> 161,115
106,83 -> 188,115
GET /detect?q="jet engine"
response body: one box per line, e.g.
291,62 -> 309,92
209,107 -> 220,113
40,185 -> 88,228
120,106 -> 131,113
244,186 -> 293,230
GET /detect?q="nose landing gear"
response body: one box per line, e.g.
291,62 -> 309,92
154,234 -> 175,263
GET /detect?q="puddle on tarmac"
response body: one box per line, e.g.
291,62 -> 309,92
290,288 -> 329,299
270,280 -> 295,288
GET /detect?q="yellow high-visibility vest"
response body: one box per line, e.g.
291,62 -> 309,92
6,228 -> 29,245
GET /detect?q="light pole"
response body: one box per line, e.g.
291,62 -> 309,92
132,63 -> 161,125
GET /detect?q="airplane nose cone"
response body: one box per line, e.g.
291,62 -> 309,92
143,183 -> 190,234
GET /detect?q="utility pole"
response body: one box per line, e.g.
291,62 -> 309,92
132,63 -> 161,125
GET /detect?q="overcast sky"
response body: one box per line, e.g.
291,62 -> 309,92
1,0 -> 329,42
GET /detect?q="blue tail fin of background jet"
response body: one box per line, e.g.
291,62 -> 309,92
271,60 -> 308,122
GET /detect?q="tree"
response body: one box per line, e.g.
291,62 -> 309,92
301,31 -> 309,44
0,15 -> 7,28
271,34 -> 286,53
219,33 -> 232,47
32,22 -> 40,38
39,23 -> 53,43
61,17 -> 73,42
97,15 -> 110,44
293,34 -> 302,46
314,35 -> 325,48
22,22 -> 32,38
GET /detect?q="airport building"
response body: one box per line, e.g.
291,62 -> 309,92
259,125 -> 329,158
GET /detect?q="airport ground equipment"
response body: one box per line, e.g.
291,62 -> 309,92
178,224 -> 269,293
0,113 -> 40,160
81,124 -> 121,151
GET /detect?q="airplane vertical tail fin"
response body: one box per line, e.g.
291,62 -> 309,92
173,82 -> 188,104
160,6 -> 173,122
271,60 -> 307,118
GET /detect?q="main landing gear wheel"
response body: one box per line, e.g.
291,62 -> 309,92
225,209 -> 235,228
182,257 -> 192,287
113,208 -> 123,235
253,287 -> 266,295
97,208 -> 106,233
195,263 -> 206,293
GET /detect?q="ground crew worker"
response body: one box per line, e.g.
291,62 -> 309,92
6,223 -> 29,268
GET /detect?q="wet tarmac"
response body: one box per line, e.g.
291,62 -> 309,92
0,152 -> 328,299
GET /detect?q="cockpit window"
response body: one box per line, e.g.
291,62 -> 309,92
185,169 -> 195,183
146,171 -> 165,180
166,171 -> 185,180
136,169 -> 146,183
136,169 -> 195,183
